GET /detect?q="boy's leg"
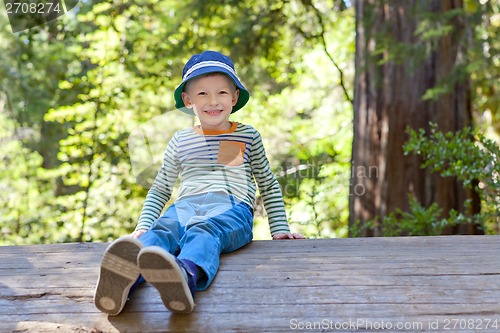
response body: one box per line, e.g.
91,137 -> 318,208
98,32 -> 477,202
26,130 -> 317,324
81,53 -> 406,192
137,246 -> 197,313
177,192 -> 254,290
129,201 -> 195,293
134,199 -> 200,313
94,237 -> 143,316
134,193 -> 252,313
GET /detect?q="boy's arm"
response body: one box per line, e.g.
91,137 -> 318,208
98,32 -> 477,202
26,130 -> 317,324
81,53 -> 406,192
133,134 -> 180,234
250,129 -> 294,237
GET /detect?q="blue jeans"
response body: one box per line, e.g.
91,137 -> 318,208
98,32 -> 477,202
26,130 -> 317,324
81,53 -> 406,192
135,192 -> 253,291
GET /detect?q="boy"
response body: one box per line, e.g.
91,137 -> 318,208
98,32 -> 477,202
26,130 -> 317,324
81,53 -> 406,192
94,50 -> 304,316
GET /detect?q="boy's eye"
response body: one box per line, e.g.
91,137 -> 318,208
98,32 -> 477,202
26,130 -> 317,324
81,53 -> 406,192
197,92 -> 207,96
219,91 -> 228,94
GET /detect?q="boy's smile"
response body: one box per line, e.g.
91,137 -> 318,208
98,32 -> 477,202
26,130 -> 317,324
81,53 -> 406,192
181,74 -> 239,131
204,108 -> 224,117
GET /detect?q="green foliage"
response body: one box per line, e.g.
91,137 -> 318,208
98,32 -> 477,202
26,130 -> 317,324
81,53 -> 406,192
352,124 -> 499,237
233,2 -> 355,239
404,124 -> 499,234
416,0 -> 499,132
0,114 -> 53,244
0,0 -> 496,243
351,194 -> 466,237
0,0 -> 355,244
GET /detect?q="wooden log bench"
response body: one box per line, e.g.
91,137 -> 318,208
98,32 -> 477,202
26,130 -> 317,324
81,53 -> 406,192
1,236 -> 500,332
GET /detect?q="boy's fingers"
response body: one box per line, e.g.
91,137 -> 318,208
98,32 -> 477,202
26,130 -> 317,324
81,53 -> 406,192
272,233 -> 287,240
130,229 -> 147,239
272,232 -> 305,240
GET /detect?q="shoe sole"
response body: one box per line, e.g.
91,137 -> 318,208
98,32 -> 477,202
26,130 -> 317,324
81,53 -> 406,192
94,237 -> 142,316
138,246 -> 195,313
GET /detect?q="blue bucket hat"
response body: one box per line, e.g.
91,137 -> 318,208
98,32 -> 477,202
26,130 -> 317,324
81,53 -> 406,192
174,51 -> 250,115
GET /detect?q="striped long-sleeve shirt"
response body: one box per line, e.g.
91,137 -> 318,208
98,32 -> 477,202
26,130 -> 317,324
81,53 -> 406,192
136,121 -> 291,236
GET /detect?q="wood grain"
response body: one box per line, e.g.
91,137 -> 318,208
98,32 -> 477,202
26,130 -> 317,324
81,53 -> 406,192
1,236 -> 499,332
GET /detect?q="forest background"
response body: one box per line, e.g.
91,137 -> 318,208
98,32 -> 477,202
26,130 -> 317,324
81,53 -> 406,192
0,0 -> 498,245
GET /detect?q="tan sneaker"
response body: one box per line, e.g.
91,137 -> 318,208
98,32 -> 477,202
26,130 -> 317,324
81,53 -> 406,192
138,246 -> 196,313
94,237 -> 143,315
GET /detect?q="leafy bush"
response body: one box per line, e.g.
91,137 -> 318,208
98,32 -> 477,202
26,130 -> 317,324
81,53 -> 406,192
352,194 -> 466,237
404,124 -> 499,234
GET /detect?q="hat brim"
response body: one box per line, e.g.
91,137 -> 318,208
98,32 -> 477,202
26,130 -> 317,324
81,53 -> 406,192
174,68 -> 249,116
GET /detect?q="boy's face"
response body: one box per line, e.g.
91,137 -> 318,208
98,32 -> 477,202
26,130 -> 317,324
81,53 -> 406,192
181,74 -> 239,131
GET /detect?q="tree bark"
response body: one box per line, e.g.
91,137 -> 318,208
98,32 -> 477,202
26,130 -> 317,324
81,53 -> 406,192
349,0 -> 481,236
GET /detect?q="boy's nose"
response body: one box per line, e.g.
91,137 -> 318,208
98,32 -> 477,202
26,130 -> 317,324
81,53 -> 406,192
208,95 -> 218,105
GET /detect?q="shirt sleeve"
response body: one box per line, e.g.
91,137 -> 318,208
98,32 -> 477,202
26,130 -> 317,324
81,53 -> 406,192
250,129 -> 291,236
135,133 -> 180,231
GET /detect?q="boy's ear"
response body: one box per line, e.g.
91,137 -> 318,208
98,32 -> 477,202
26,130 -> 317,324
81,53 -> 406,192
181,92 -> 193,108
232,89 -> 240,106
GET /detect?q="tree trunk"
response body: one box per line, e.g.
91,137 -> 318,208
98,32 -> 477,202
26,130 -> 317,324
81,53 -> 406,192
349,0 -> 481,236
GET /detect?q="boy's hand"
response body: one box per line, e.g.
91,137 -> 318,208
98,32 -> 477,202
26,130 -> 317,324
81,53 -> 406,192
130,229 -> 147,239
272,232 -> 305,240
